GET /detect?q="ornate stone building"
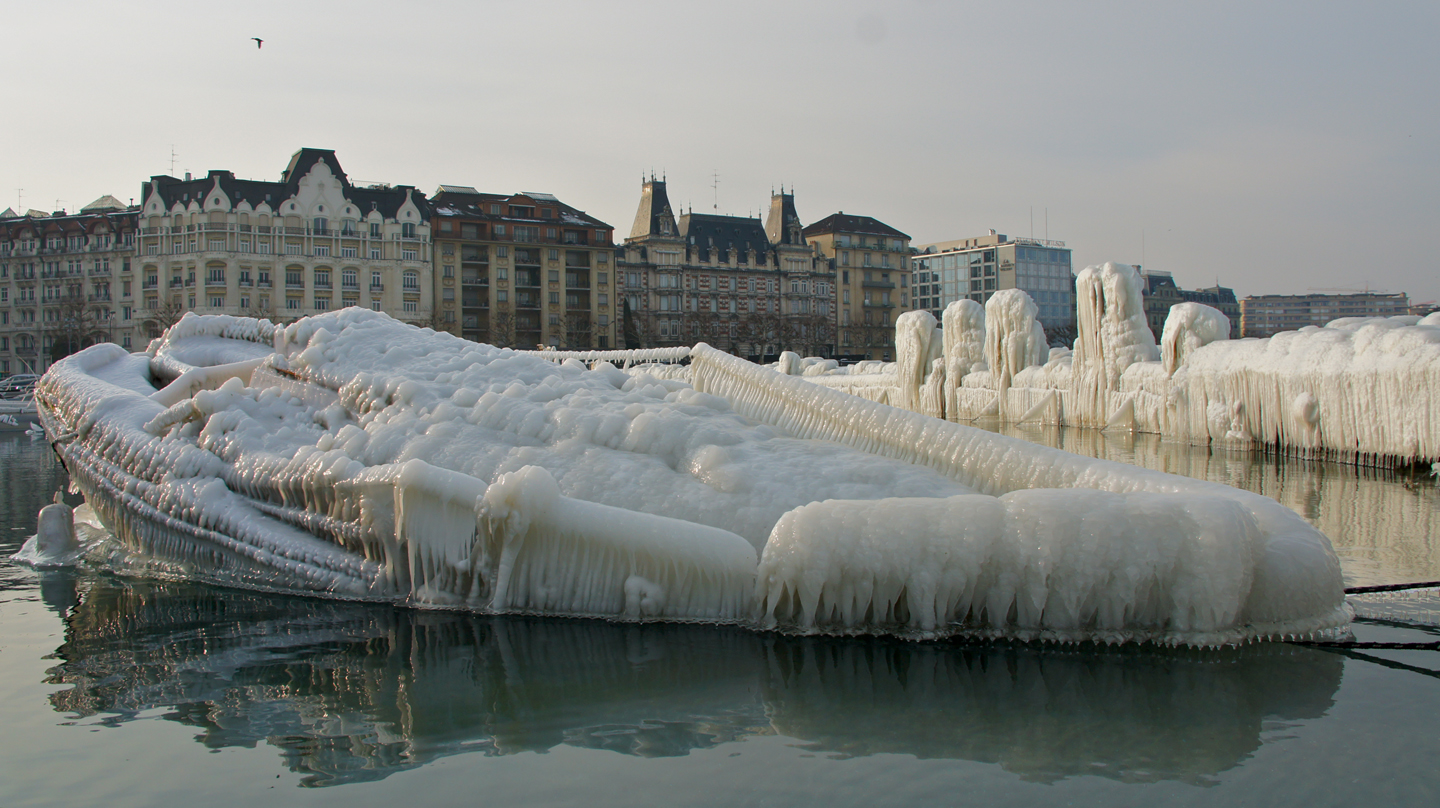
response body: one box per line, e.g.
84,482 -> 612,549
428,187 -> 615,348
0,198 -> 137,376
616,179 -> 833,360
135,149 -> 431,337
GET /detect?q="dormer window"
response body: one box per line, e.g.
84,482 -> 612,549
402,222 -> 416,238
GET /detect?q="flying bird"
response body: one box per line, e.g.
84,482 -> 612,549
252,38 -> 263,49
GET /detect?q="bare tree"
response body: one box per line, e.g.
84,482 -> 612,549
564,311 -> 594,349
489,309 -> 517,348
142,298 -> 187,339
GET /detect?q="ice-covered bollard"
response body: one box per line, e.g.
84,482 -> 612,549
37,494 -> 78,558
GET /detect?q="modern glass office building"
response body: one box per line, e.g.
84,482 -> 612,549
911,233 -> 1074,327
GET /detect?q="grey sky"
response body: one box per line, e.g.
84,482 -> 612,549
7,1 -> 1437,302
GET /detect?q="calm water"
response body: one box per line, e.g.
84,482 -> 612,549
1,431 -> 1437,807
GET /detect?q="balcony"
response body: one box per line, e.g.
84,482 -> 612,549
862,280 -> 896,289
370,283 -> 384,293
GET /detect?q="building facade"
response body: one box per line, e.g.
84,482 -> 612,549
801,213 -> 911,361
617,180 -> 833,360
1240,292 -> 1411,338
911,233 -> 1073,329
134,149 -> 432,338
429,186 -> 615,349
1138,269 -> 1240,340
0,198 -> 138,376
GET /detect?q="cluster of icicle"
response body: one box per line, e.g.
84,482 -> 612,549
787,261 -> 1440,465
28,309 -> 1351,646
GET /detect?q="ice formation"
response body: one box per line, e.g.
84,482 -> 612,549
792,263 -> 1439,465
30,308 -> 1350,645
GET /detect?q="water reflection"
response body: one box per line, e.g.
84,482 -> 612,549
987,423 -> 1440,586
45,579 -> 1342,787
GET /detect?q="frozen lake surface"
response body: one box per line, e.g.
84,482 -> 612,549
1,430 -> 1437,807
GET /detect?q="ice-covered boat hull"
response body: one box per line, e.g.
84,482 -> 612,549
32,310 -> 1351,645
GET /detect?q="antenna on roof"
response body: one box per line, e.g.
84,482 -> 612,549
712,169 -> 719,212
169,145 -> 178,176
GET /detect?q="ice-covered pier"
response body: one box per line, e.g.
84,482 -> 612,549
26,307 -> 1350,646
780,263 -> 1440,467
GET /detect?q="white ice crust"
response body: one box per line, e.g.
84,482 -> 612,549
32,309 -> 1350,645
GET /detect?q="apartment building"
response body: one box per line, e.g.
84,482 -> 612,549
429,186 -> 615,349
134,149 -> 431,336
0,198 -> 137,376
911,232 -> 1073,329
801,213 -> 911,361
1240,292 -> 1411,338
617,179 -> 833,360
1139,269 -> 1240,339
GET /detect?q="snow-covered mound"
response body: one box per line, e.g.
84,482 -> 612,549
31,309 -> 1350,645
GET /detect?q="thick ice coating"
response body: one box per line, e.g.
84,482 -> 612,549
28,308 -> 1351,645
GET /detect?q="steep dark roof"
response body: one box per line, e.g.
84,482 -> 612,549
628,179 -> 679,240
141,149 -> 427,219
679,213 -> 769,256
765,191 -> 804,245
802,212 -> 909,240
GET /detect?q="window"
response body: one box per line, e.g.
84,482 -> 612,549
258,270 -> 271,287
403,300 -> 417,313
514,226 -> 538,242
548,248 -> 559,261
238,297 -> 248,310
497,290 -> 508,302
370,248 -> 381,260
598,293 -> 608,306
340,247 -> 356,258
548,269 -> 559,283
442,288 -> 454,301
315,296 -> 330,311
210,296 -> 225,307
549,291 -> 559,305
313,218 -> 328,235
402,222 -> 416,238
315,270 -> 331,288
370,223 -> 381,238
546,228 -> 557,239
371,271 -> 383,290
286,270 -> 303,287
403,271 -> 418,290
401,249 -> 418,261
287,298 -> 300,310
342,269 -> 357,288
315,245 -> 330,257
494,225 -> 506,236
443,265 -> 453,278
497,246 -> 509,258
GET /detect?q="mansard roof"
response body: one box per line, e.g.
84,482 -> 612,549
679,213 -> 770,256
141,148 -> 426,219
765,191 -> 804,246
802,212 -> 910,241
429,187 -> 611,230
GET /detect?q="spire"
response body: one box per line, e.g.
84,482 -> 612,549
766,187 -> 803,246
628,177 -> 678,240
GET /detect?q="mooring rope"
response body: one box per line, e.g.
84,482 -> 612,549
1345,581 -> 1440,595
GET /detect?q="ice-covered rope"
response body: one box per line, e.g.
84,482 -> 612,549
520,347 -> 693,365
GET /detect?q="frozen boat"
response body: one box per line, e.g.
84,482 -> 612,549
28,309 -> 1351,646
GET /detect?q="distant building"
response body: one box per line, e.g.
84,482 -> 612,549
134,148 -> 431,337
1240,292 -> 1410,338
617,179 -> 833,359
429,187 -> 615,349
801,213 -> 911,361
0,199 -> 138,376
911,233 -> 1074,328
1138,269 -> 1240,340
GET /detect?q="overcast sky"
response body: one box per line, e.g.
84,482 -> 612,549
7,1 -> 1437,302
